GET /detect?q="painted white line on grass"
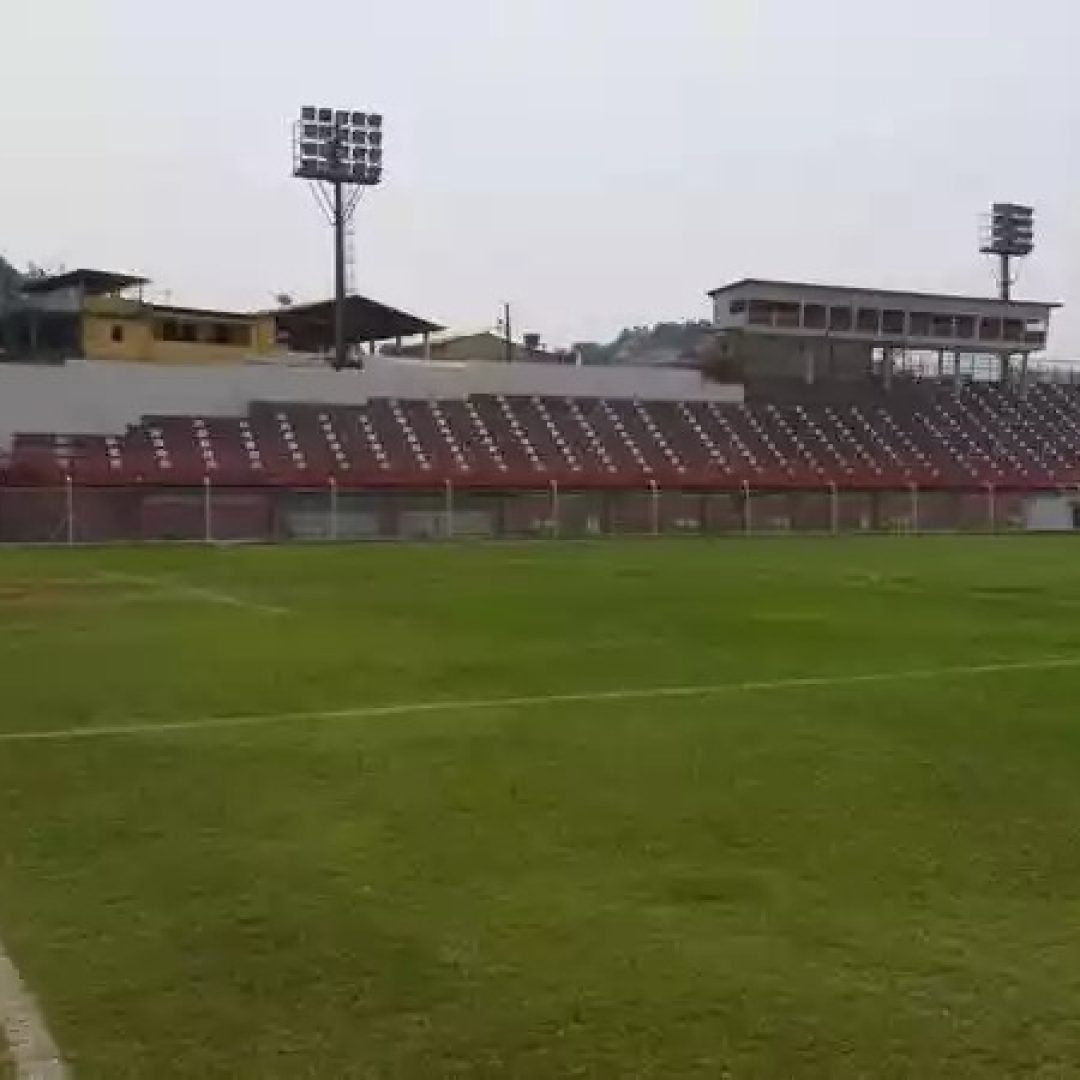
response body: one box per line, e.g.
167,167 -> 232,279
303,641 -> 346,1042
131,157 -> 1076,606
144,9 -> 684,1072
95,571 -> 289,616
1,655 -> 1077,745
0,938 -> 69,1079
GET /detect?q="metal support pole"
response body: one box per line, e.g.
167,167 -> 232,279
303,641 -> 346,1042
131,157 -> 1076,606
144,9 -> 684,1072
987,483 -> 997,532
444,478 -> 454,540
65,474 -> 74,546
648,479 -> 660,536
828,481 -> 839,535
742,480 -> 752,536
328,476 -> 339,541
203,475 -> 213,544
333,180 -> 348,371
549,478 -> 560,538
909,482 -> 920,534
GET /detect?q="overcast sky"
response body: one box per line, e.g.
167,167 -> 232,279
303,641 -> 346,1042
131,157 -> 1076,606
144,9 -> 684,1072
3,0 -> 1079,352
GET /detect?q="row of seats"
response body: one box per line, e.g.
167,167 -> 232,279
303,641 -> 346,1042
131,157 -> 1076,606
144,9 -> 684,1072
7,387 -> 1080,489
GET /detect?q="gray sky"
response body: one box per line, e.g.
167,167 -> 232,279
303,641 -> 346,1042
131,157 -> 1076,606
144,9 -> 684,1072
4,0 -> 1079,353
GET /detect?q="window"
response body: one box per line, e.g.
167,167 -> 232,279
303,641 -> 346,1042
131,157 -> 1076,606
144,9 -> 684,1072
159,319 -> 181,341
748,299 -> 772,326
774,302 -> 800,329
931,314 -> 955,338
856,308 -> 880,333
728,299 -> 746,315
980,318 -> 1002,341
882,309 -> 905,334
955,315 -> 975,339
803,304 -> 827,330
829,306 -> 853,332
179,322 -> 197,343
110,324 -> 124,343
909,312 -> 932,336
1003,319 -> 1024,342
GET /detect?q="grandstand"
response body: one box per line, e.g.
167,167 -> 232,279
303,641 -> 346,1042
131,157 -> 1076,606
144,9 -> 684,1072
0,274 -> 1076,542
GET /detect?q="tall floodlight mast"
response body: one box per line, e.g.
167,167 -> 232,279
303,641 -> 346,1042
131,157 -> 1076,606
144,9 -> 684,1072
292,106 -> 385,369
980,202 -> 1034,302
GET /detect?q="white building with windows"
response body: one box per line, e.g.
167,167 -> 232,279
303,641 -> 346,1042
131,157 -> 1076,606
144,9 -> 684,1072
709,278 -> 1060,385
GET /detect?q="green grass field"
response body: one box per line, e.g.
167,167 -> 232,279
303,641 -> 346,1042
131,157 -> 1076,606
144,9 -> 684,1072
3,537 -> 1080,1078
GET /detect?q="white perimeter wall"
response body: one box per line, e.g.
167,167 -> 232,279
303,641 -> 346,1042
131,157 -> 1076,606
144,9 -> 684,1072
0,357 -> 741,443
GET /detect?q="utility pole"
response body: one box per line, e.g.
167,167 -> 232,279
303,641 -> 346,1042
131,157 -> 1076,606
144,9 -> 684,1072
503,301 -> 513,364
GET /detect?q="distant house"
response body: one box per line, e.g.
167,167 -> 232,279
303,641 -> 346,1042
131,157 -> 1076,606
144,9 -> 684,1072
389,329 -> 568,365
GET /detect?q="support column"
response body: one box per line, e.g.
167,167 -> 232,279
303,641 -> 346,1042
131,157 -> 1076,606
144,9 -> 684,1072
804,344 -> 816,386
909,482 -> 920,533
883,346 -> 894,390
828,481 -> 839,535
65,474 -> 74,546
444,478 -> 454,540
742,481 -> 752,535
423,331 -> 432,363
953,351 -> 962,394
937,348 -> 944,380
1020,352 -> 1029,396
328,476 -> 339,541
203,475 -> 213,544
549,479 -> 560,539
987,483 -> 997,532
999,352 -> 1010,386
648,479 -> 660,536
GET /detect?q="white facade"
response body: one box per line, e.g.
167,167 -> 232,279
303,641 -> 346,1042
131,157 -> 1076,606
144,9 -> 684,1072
710,279 -> 1058,355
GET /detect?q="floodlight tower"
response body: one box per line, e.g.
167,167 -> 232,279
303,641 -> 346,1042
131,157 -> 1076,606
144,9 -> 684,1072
980,202 -> 1034,302
293,106 -> 385,369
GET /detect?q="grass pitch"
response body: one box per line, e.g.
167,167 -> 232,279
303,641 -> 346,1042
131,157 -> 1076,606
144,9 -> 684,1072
2,537 -> 1080,1078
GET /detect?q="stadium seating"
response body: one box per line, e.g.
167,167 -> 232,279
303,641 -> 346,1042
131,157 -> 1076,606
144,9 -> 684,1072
6,385 -> 1080,492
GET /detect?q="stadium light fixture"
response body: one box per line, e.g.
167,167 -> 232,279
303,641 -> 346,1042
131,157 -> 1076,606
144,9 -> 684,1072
292,106 -> 386,369
980,202 -> 1034,302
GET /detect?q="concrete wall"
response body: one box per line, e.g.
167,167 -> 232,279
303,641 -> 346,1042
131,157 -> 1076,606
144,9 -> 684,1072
0,356 -> 741,443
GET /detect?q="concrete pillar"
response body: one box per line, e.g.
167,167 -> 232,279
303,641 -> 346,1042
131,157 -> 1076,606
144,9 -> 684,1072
999,352 -> 1010,386
937,348 -> 945,380
804,345 -> 816,385
422,331 -> 432,363
953,351 -> 962,394
1020,352 -> 1029,395
883,346 -> 894,390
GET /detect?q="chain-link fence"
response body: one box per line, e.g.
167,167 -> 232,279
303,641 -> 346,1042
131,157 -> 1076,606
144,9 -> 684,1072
0,481 -> 1044,545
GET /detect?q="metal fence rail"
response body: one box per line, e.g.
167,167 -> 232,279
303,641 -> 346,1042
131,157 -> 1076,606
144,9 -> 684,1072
0,480 -> 1049,545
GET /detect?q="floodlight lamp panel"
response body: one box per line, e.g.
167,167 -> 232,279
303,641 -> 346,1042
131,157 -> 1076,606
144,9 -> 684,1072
318,107 -> 332,122
301,106 -> 316,121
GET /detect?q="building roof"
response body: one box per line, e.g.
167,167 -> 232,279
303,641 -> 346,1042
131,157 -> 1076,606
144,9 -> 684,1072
21,269 -> 149,296
146,302 -> 258,321
708,278 -> 1062,309
275,295 -> 442,348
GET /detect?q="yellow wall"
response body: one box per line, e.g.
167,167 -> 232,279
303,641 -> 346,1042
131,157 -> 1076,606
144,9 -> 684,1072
81,302 -> 276,365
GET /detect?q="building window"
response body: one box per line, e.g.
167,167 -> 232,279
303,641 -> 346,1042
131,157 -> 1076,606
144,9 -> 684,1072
774,302 -> 800,329
111,324 -> 124,343
803,304 -> 827,330
179,322 -> 197,343
955,315 -> 975,339
909,312 -> 932,336
748,299 -> 772,326
882,309 -> 905,335
829,306 -> 853,332
980,318 -> 1002,341
931,314 -> 955,338
856,308 -> 880,333
728,299 -> 746,315
1003,319 -> 1025,342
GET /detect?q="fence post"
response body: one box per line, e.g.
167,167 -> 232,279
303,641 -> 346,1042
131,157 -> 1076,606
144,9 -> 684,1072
909,482 -> 920,534
64,474 -> 74,546
648,479 -> 660,536
328,476 -> 339,541
742,480 -> 752,536
444,478 -> 454,540
202,475 -> 213,543
828,481 -> 839,535
549,478 -> 560,539
987,482 -> 997,532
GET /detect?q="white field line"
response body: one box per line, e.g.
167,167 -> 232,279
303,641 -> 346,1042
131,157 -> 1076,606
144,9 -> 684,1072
1,655 -> 1078,746
94,571 -> 289,616
0,941 -> 69,1079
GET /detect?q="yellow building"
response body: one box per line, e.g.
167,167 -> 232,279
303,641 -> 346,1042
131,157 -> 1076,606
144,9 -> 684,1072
82,294 -> 276,365
14,269 -> 276,365
6,268 -> 442,366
